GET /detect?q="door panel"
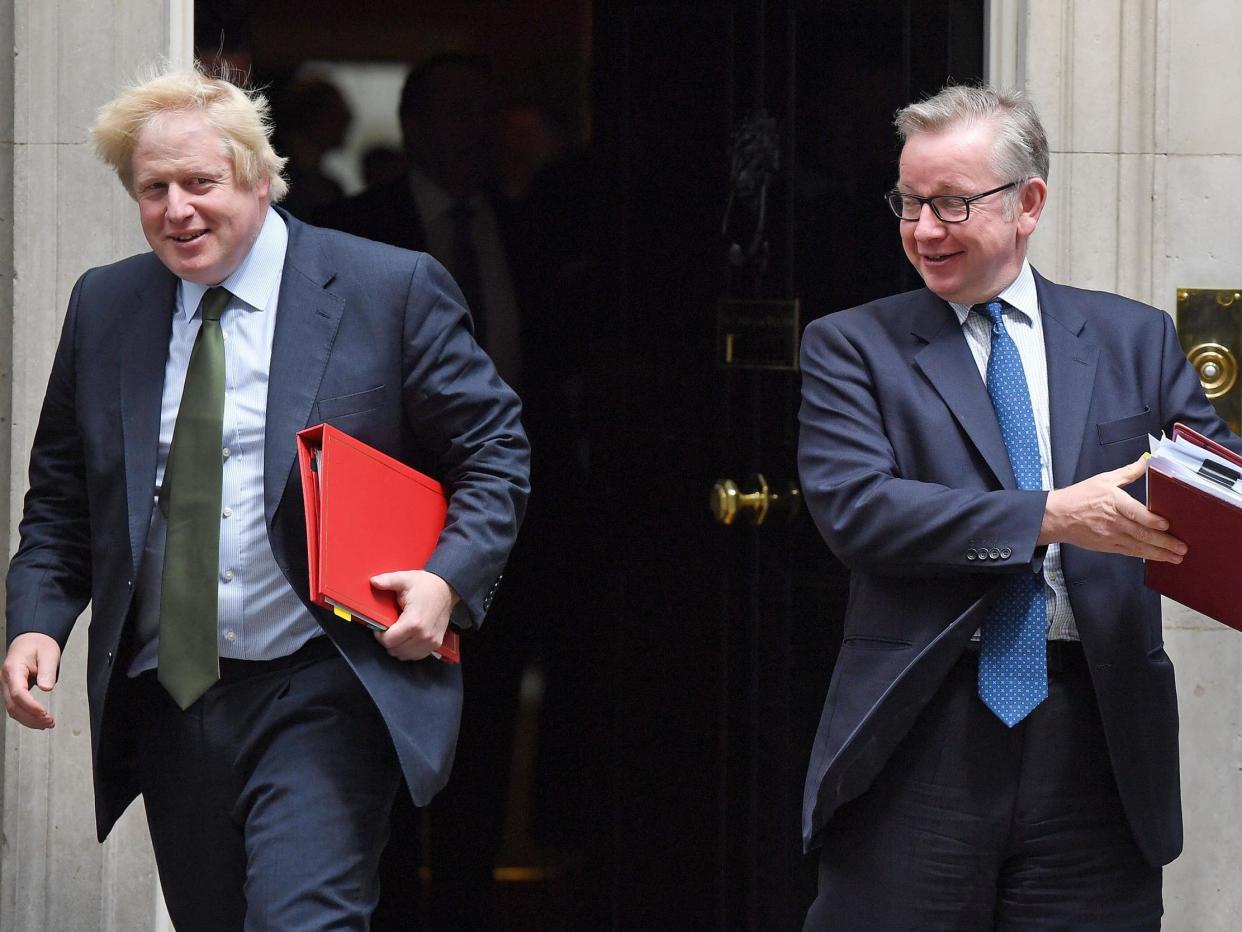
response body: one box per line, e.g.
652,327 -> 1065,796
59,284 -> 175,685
593,6 -> 737,925
592,1 -> 983,927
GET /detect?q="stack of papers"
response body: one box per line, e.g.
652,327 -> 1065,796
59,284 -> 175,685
1148,432 -> 1242,508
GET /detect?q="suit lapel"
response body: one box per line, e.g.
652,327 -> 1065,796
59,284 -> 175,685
120,267 -> 178,576
1034,272 -> 1099,487
911,295 -> 1016,488
264,215 -> 345,529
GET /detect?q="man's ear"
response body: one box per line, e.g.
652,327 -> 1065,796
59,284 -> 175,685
1016,177 -> 1048,236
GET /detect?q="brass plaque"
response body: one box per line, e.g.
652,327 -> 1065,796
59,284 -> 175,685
1176,288 -> 1242,434
716,299 -> 800,370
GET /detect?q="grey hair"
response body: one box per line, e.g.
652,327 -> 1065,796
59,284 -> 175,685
894,84 -> 1050,195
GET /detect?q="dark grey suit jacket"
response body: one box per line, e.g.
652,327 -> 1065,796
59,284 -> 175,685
6,208 -> 530,840
798,269 -> 1242,867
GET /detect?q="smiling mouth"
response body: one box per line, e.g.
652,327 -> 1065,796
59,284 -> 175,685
922,252 -> 960,263
171,231 -> 208,243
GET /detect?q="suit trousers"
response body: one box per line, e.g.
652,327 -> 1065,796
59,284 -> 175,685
130,635 -> 402,932
805,642 -> 1163,931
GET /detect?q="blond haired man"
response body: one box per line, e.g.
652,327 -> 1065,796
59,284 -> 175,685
2,67 -> 528,930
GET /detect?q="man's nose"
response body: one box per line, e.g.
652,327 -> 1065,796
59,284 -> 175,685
165,185 -> 194,220
912,202 -> 946,239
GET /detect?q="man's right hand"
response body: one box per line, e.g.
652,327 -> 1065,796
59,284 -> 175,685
2,632 -> 61,729
1038,455 -> 1187,562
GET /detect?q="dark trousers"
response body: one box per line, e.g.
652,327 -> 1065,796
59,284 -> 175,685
805,642 -> 1163,931
131,636 -> 402,932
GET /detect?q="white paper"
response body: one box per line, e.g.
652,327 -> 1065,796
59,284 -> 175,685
1147,432 -> 1242,508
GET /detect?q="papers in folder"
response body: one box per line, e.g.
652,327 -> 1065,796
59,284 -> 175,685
1144,423 -> 1242,632
296,423 -> 461,663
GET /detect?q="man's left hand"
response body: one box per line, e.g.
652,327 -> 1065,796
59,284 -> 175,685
370,570 -> 460,661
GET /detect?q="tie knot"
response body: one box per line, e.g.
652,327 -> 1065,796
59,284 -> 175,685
199,286 -> 231,323
973,299 -> 1004,325
972,299 -> 1007,332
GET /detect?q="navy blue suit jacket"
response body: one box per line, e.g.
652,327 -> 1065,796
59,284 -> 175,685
798,270 -> 1241,867
5,209 -> 530,840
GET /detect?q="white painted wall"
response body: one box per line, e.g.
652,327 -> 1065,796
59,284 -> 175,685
0,1 -> 190,929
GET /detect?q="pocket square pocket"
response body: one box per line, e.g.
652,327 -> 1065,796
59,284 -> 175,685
841,635 -> 913,651
1097,407 -> 1152,445
316,385 -> 386,421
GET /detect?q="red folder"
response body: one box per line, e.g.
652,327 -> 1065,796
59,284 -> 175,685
297,423 -> 461,663
1144,422 -> 1242,632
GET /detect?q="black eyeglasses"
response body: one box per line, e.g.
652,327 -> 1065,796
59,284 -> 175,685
885,181 -> 1020,223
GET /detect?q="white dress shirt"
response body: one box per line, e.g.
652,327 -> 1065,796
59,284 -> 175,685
949,259 -> 1080,641
130,208 -> 323,674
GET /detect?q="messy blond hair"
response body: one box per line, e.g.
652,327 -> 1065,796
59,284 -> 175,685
91,64 -> 288,201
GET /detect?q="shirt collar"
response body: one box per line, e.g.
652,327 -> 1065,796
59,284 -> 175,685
177,207 -> 288,320
409,168 -> 485,221
949,258 -> 1038,326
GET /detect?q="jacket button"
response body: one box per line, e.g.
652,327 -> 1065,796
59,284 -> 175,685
966,548 -> 977,560
106,651 -> 114,665
1000,547 -> 1012,559
989,549 -> 1001,560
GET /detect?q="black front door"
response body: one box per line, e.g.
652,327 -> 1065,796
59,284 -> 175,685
188,2 -> 984,925
588,2 -> 984,926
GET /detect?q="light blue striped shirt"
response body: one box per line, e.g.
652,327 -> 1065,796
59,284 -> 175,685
130,208 -> 322,675
950,260 -> 1080,641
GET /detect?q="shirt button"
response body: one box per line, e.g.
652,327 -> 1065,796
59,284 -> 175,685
223,447 -> 231,458
223,507 -> 233,518
224,631 -> 237,642
223,569 -> 234,581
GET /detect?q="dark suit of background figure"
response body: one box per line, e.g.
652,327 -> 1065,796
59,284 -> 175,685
5,207 -> 529,915
315,54 -> 544,929
317,176 -> 537,324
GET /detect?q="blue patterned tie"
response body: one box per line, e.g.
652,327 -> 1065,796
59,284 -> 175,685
976,299 -> 1047,727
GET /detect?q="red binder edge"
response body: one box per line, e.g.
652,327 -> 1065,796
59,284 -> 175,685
1145,423 -> 1242,631
296,423 -> 461,664
296,423 -> 325,605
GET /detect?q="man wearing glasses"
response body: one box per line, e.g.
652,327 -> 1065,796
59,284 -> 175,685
798,84 -> 1241,928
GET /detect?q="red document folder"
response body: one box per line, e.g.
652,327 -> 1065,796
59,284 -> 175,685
297,423 -> 461,663
1145,423 -> 1242,632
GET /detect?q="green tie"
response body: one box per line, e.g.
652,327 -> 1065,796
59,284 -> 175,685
158,286 -> 230,709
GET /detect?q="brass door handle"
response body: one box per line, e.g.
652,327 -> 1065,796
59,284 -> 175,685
710,474 -> 800,526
